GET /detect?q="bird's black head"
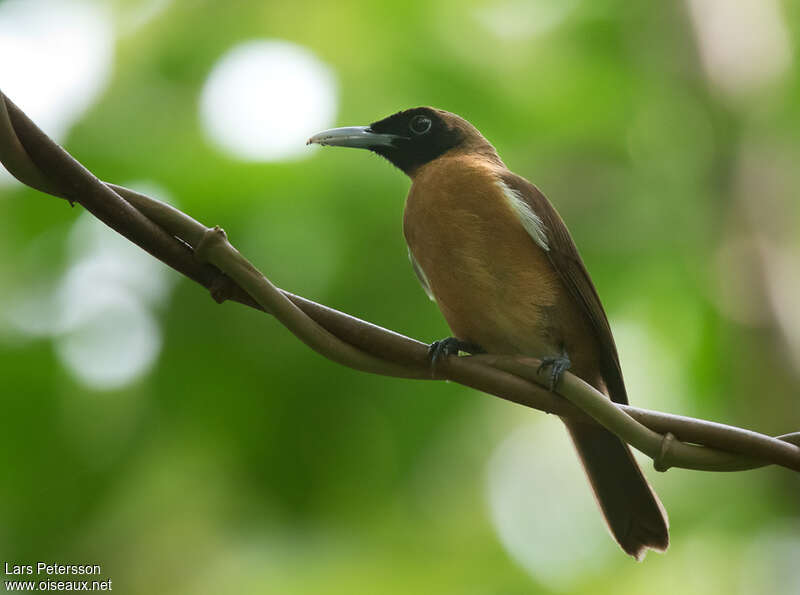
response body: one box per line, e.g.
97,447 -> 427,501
365,107 -> 466,173
308,107 -> 495,176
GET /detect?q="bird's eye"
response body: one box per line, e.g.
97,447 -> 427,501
409,115 -> 432,135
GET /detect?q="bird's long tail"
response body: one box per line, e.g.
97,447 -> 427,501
563,419 -> 669,559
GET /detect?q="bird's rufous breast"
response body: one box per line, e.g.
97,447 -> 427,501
403,154 -> 563,354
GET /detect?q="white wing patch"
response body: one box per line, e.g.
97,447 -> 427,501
408,248 -> 435,301
497,179 -> 549,251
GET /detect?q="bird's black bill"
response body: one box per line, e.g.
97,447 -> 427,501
306,126 -> 402,149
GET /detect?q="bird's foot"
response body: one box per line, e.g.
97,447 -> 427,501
428,337 -> 485,367
538,352 -> 571,391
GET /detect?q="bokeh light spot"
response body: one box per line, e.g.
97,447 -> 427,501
487,422 -> 613,589
52,211 -> 174,390
476,0 -> 579,39
0,0 -> 113,186
54,287 -> 161,391
686,0 -> 791,99
200,40 -> 337,162
0,0 -> 113,142
4,207 -> 174,390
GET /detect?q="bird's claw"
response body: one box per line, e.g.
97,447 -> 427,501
428,337 -> 485,367
538,353 -> 571,391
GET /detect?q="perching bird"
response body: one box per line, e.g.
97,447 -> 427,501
308,107 -> 668,559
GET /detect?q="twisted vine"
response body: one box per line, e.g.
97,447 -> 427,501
1,89 -> 798,473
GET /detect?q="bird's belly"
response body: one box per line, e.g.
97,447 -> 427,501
431,257 -> 560,355
406,205 -> 565,356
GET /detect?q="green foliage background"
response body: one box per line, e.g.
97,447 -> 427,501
1,0 -> 799,593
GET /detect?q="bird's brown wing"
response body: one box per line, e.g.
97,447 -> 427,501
500,172 -> 628,405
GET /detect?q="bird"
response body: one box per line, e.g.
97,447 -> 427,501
307,107 -> 669,559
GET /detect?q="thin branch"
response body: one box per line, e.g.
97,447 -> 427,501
2,89 -> 798,473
